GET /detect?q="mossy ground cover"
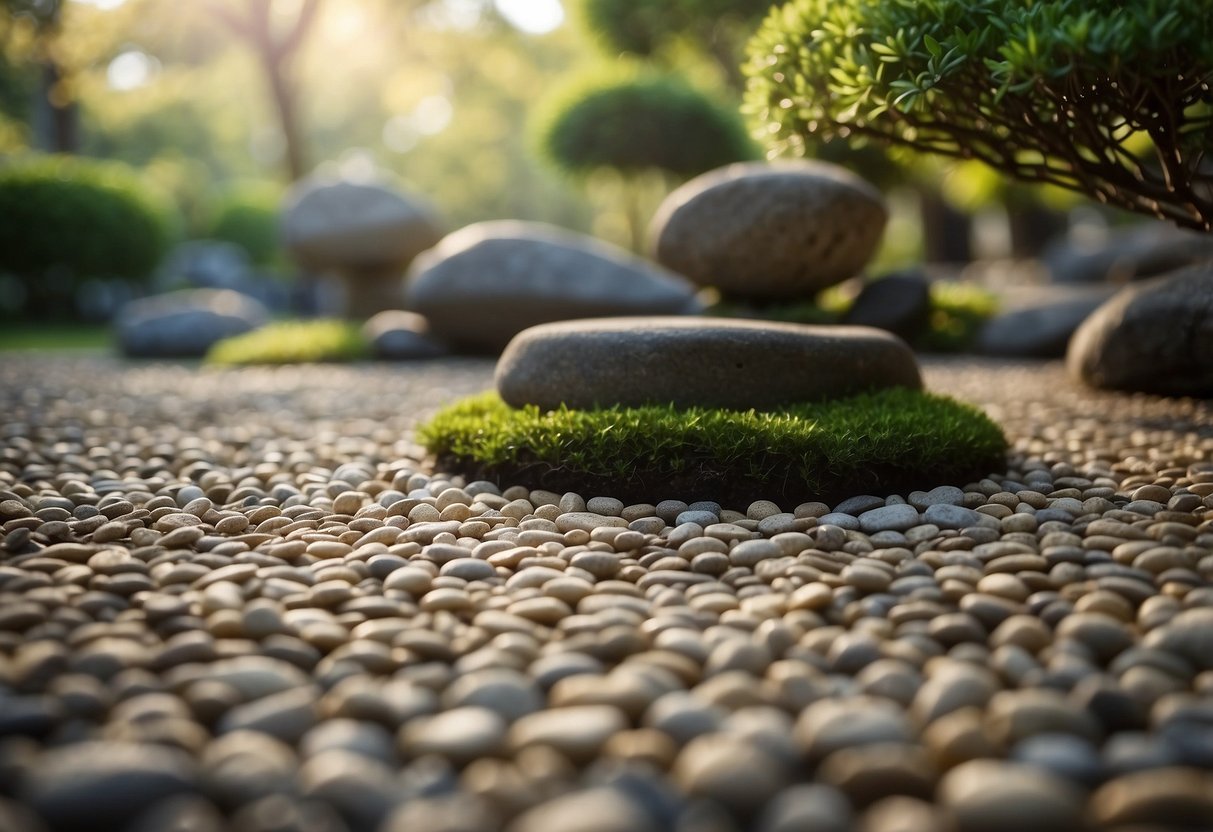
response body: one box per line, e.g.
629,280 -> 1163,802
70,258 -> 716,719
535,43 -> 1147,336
708,282 -> 999,353
206,320 -> 368,366
420,388 -> 1007,507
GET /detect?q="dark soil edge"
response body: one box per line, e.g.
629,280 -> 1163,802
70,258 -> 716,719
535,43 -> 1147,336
432,451 -> 1008,509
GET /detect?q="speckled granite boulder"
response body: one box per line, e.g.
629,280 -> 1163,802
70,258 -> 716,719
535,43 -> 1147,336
405,221 -> 703,353
650,161 -> 887,300
496,316 -> 921,411
1067,266 -> 1213,396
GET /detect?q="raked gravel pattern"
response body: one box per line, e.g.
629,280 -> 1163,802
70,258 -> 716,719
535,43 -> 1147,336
1,354 -> 1212,832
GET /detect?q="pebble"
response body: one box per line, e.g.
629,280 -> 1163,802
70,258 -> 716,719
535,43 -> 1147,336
940,759 -> 1086,832
4,356 -> 1213,830
23,741 -> 198,831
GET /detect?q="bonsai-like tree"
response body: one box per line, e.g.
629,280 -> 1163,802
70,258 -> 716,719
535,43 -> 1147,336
536,70 -> 756,249
745,0 -> 1213,230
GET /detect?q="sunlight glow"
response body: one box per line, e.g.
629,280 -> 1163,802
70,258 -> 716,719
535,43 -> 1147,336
106,50 -> 157,91
74,0 -> 127,9
494,0 -> 564,34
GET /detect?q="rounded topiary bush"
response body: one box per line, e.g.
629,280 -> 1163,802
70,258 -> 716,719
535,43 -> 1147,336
0,156 -> 176,316
537,70 -> 757,181
205,183 -> 283,267
420,389 -> 1007,506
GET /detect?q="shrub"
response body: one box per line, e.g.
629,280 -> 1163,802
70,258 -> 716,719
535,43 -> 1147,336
205,183 -> 283,267
206,319 -> 368,366
538,69 -> 757,181
420,388 -> 1007,506
0,155 -> 176,315
745,0 -> 1213,230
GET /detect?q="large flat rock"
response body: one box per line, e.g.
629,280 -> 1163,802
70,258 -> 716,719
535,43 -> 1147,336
405,221 -> 702,353
496,317 -> 921,411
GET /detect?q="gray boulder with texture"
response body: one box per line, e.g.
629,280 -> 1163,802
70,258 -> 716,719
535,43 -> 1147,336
1067,265 -> 1213,395
405,221 -> 703,353
650,160 -> 887,300
496,316 -> 921,411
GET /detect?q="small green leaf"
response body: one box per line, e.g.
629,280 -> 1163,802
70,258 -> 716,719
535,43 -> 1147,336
924,33 -> 942,58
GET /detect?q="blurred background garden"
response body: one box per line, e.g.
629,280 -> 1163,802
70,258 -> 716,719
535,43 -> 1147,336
2,0 -> 1210,359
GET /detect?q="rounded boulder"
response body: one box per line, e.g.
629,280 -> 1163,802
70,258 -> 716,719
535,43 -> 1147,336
650,160 -> 887,300
405,221 -> 702,353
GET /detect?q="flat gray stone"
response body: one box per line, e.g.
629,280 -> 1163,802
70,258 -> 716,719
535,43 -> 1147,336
24,741 -> 198,831
115,289 -> 268,358
406,221 -> 702,353
1067,265 -> 1213,396
924,503 -> 985,530
651,160 -> 887,299
908,485 -> 965,510
496,317 -> 921,411
858,504 -> 920,533
362,310 -> 447,360
977,291 -> 1112,358
843,271 -> 931,341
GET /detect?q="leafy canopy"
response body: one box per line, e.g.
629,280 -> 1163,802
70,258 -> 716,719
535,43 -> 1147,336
745,0 -> 1213,230
538,68 -> 757,180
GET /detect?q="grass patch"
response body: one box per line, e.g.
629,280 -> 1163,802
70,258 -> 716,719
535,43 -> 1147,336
707,281 -> 999,353
206,319 -> 369,366
0,324 -> 111,352
420,389 -> 1007,507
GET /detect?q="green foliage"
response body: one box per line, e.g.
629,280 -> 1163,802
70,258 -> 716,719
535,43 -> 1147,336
0,155 -> 175,315
205,182 -> 283,266
706,281 -> 999,352
420,388 -> 1007,506
745,0 -> 1213,230
578,0 -> 775,88
0,322 -> 109,351
919,282 -> 1001,353
206,319 -> 368,366
537,68 -> 757,180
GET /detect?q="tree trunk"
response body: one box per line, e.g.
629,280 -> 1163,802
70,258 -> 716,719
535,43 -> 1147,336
33,59 -> 78,153
1007,202 -> 1067,259
920,188 -> 973,264
260,51 -> 307,182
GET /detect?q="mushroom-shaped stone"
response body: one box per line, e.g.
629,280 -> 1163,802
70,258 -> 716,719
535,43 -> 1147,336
495,317 -> 921,411
281,177 -> 443,318
404,221 -> 703,353
650,160 -> 887,299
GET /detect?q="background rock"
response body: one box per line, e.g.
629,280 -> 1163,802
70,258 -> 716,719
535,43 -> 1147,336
406,221 -> 702,353
1067,265 -> 1213,396
115,289 -> 268,358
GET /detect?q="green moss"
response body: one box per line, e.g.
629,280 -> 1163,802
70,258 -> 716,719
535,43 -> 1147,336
706,282 -> 999,353
919,283 -> 1001,353
420,389 -> 1007,506
206,320 -> 368,366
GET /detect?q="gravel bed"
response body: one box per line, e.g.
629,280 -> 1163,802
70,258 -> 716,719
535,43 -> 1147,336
1,354 -> 1211,832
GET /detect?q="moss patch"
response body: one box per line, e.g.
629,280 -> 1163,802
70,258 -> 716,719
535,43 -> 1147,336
707,282 -> 999,353
420,389 -> 1007,507
206,320 -> 368,366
